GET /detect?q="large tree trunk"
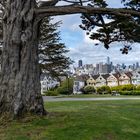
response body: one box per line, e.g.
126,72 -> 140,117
0,0 -> 46,118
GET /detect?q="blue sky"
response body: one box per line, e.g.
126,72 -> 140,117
52,1 -> 140,66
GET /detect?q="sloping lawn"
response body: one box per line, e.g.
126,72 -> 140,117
1,100 -> 140,140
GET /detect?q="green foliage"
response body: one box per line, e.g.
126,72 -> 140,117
111,86 -> 121,92
136,85 -> 140,90
96,86 -> 111,94
56,78 -> 73,95
43,90 -> 58,96
111,84 -> 136,92
80,1 -> 140,53
119,91 -> 140,95
39,17 -> 73,78
84,86 -> 96,94
121,84 -> 136,91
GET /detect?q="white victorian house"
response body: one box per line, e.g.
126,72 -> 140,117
73,75 -> 89,94
95,74 -> 109,87
40,74 -> 60,94
107,73 -> 120,87
119,72 -> 132,85
131,71 -> 140,85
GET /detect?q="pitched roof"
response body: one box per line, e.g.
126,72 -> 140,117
112,72 -> 121,79
102,74 -> 110,79
125,72 -> 133,78
92,74 -> 100,80
74,74 -> 89,82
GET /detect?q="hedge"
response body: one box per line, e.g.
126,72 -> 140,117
111,84 -> 136,92
43,90 -> 59,96
119,91 -> 140,95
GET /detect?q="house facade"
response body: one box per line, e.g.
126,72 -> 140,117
119,72 -> 132,85
107,73 -> 120,87
40,74 -> 60,94
86,75 -> 97,86
73,75 -> 89,94
73,71 -> 140,94
131,71 -> 140,85
95,74 -> 108,87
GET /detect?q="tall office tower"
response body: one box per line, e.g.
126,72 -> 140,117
99,62 -> 103,73
122,63 -> 126,69
136,62 -> 139,69
107,56 -> 110,65
78,60 -> 83,67
102,64 -> 108,74
95,63 -> 99,74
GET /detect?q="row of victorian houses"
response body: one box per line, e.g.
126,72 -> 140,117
73,71 -> 140,94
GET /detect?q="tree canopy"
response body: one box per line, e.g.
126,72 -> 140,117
1,0 -> 140,53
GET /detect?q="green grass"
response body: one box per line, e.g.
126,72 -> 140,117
1,100 -> 140,139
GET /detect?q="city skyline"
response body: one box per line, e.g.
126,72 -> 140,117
73,56 -> 140,67
74,56 -> 140,67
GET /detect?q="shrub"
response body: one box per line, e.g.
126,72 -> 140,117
136,85 -> 140,91
96,86 -> 111,94
43,90 -> 58,96
119,91 -> 140,95
111,86 -> 122,92
56,87 -> 69,95
111,84 -> 136,92
84,86 -> 96,94
56,78 -> 74,95
121,84 -> 135,91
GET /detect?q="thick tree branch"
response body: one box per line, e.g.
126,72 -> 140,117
35,5 -> 140,17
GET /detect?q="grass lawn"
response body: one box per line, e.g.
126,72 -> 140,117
1,100 -> 140,140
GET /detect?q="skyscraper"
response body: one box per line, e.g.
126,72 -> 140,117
136,62 -> 139,69
78,60 -> 83,67
107,56 -> 110,65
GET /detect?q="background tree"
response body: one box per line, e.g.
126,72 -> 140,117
39,17 -> 72,79
0,0 -> 140,118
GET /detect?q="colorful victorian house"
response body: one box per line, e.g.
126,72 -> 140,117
107,73 -> 120,87
86,74 -> 98,86
131,71 -> 140,85
119,72 -> 132,85
95,74 -> 109,87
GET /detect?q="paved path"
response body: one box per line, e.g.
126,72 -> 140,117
43,96 -> 140,102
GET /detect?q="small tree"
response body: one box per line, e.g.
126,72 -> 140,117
57,78 -> 73,95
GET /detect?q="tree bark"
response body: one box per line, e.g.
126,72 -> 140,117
0,0 -> 46,118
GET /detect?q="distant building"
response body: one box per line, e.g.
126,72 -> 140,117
40,73 -> 60,94
107,56 -> 110,65
136,62 -> 139,69
102,64 -> 110,74
99,62 -> 103,73
78,60 -> 83,67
